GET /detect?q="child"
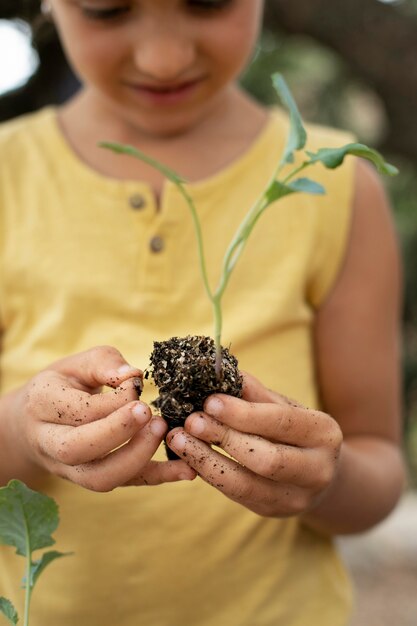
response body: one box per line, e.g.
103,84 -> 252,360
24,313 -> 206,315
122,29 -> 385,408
0,1 -> 405,625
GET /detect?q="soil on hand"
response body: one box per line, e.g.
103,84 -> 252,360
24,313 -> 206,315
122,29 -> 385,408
150,335 -> 243,459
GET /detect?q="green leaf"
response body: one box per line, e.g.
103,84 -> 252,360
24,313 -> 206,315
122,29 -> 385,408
265,180 -> 295,203
0,480 -> 58,557
306,143 -> 399,176
288,178 -> 326,195
265,178 -> 325,204
24,551 -> 70,589
0,597 -> 19,625
99,142 -> 187,184
272,73 -> 307,165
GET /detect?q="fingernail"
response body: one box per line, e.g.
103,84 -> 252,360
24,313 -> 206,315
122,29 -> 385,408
179,473 -> 194,481
132,377 -> 143,396
131,402 -> 149,422
171,432 -> 187,452
150,419 -> 166,437
205,397 -> 223,417
189,416 -> 205,435
117,364 -> 140,375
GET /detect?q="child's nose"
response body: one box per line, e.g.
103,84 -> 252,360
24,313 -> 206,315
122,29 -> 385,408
133,31 -> 195,82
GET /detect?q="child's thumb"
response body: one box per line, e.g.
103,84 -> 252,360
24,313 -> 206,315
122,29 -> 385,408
49,345 -> 143,391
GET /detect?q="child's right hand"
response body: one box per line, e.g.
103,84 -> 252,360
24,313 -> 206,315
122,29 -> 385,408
7,346 -> 196,491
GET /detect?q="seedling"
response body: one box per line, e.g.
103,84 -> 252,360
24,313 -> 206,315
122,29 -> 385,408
100,73 -> 397,379
100,74 -> 398,458
0,480 -> 70,626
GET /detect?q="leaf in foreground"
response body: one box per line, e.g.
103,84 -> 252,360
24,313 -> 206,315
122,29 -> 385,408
0,597 -> 19,625
0,480 -> 59,557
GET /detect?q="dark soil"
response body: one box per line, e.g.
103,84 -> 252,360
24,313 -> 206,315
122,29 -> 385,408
149,335 -> 243,459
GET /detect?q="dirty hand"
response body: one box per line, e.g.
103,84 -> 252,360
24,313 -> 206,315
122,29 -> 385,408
166,372 -> 342,517
8,346 -> 196,491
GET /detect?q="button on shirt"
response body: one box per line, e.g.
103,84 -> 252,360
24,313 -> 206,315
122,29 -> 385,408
129,194 -> 146,210
124,184 -> 184,294
149,235 -> 164,253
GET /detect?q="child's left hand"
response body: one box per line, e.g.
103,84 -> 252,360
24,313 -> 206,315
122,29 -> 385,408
166,372 -> 343,517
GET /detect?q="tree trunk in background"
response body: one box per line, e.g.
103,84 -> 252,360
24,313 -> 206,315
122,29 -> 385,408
264,0 -> 417,160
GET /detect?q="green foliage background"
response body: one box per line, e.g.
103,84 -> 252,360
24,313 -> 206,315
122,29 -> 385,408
241,29 -> 417,485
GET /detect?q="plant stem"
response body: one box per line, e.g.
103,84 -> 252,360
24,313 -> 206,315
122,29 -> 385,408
212,296 -> 223,379
177,184 -> 224,378
183,157 -> 311,377
282,161 -> 309,184
210,159 -> 312,369
177,183 -> 213,303
24,557 -> 32,626
23,518 -> 32,626
214,156 -> 292,303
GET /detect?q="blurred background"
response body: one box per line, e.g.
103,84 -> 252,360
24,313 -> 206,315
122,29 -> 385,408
0,0 -> 416,624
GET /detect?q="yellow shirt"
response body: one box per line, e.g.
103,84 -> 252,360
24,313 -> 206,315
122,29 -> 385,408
0,107 -> 354,625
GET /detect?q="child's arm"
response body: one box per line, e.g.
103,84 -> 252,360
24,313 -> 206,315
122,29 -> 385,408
166,160 -> 405,534
0,346 -> 196,489
301,158 -> 404,534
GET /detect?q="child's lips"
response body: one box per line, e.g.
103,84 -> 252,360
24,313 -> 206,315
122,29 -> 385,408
124,78 -> 204,105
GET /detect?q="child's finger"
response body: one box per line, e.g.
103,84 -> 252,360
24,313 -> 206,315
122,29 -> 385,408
48,345 -> 143,391
166,428 -> 306,516
240,371 -> 277,403
184,413 -> 328,488
56,417 -> 171,492
240,372 -> 305,409
125,460 -> 197,486
29,372 -> 142,426
37,401 -> 151,465
203,394 -> 336,448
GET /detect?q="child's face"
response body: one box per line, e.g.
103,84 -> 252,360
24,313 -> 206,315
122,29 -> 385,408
50,0 -> 264,137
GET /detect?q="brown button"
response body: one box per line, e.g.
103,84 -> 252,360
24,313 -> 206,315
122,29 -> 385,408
129,194 -> 146,210
149,236 -> 165,253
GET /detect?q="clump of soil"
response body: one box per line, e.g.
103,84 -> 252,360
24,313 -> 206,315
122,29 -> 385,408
149,335 -> 243,459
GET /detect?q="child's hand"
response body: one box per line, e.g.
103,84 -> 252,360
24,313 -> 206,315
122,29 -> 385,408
9,346 -> 196,491
166,372 -> 342,517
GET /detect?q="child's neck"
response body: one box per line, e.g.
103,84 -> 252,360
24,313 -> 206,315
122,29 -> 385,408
57,85 -> 269,205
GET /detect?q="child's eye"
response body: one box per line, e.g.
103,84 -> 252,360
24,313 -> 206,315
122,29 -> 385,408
80,5 -> 130,21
